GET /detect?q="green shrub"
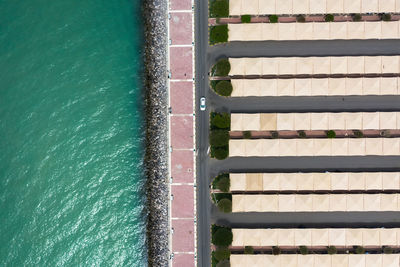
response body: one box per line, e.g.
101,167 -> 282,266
269,15 -> 278,23
215,81 -> 233,96
381,130 -> 391,137
241,15 -> 251,23
381,13 -> 392,21
272,246 -> 281,255
298,130 -> 306,138
243,131 -> 252,139
244,246 -> 254,254
211,146 -> 229,160
296,15 -> 306,23
212,173 -> 229,189
271,131 -> 279,139
211,112 -> 231,129
212,228 -> 233,246
210,0 -> 229,18
212,251 -> 218,267
216,260 -> 230,267
327,246 -> 337,255
383,246 -> 393,254
353,130 -> 363,138
352,14 -> 362,21
214,246 -> 231,261
325,14 -> 334,22
213,59 -> 231,76
210,25 -> 228,45
217,198 -> 232,213
216,176 -> 230,192
212,193 -> 232,203
299,246 -> 308,255
210,130 -> 230,147
326,130 -> 336,138
355,246 -> 365,254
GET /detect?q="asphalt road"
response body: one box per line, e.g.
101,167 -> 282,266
194,9 -> 400,267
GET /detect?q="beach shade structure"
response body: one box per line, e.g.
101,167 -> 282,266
313,173 -> 331,191
365,138 -> 383,155
232,194 -> 245,212
277,113 -> 295,130
230,255 -> 247,266
295,229 -> 312,246
327,0 -> 344,13
366,255 -> 382,267
331,172 -> 349,190
298,255 -> 315,267
382,56 -> 400,74
280,254 -> 297,267
383,254 -> 400,267
363,78 -> 380,95
347,56 -> 365,74
332,254 -> 349,267
230,173 -> 246,191
229,140 -> 245,157
245,58 -> 262,76
348,255 -> 366,267
314,254 -> 332,267
331,138 -> 349,156
262,58 -> 279,75
296,23 -> 314,41
348,22 -> 365,40
381,194 -> 398,211
228,24 -> 243,42
260,113 -> 277,131
279,194 -> 296,212
278,23 -> 296,41
347,194 -> 364,211
230,79 -> 244,97
296,139 -> 314,157
381,77 -> 399,95
246,173 -> 263,191
344,0 -> 361,13
363,112 -> 380,130
279,173 -> 297,191
365,172 -> 381,190
346,78 -> 363,95
379,0 -> 396,12
383,138 -> 400,155
243,113 -> 260,131
279,139 -> 297,156
244,229 -> 261,246
263,173 -> 280,191
380,228 -> 397,246
364,194 -> 381,212
330,194 -> 347,211
382,173 -> 400,190
278,229 -> 295,246
330,22 -> 348,40
329,113 -> 346,130
313,194 -> 330,211
380,112 -> 397,129
242,0 -> 258,15
312,229 -> 329,246
277,79 -> 295,96
346,229 -> 363,246
245,194 -> 262,212
363,228 -> 380,247
362,0 -> 378,13
230,113 -> 243,131
297,173 -> 314,191
346,113 -> 363,129
348,173 -> 365,190
329,78 -> 346,95
232,228 -> 245,246
261,228 -> 278,246
295,194 -> 313,212
311,113 -> 329,130
259,195 -> 279,212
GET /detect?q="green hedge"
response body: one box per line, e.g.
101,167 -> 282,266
299,246 -> 308,255
212,173 -> 230,189
353,130 -> 363,138
269,15 -> 278,23
216,176 -> 230,192
241,15 -> 251,23
243,131 -> 252,139
355,246 -> 365,254
217,198 -> 232,213
210,0 -> 229,18
352,14 -> 362,21
327,246 -> 337,255
326,130 -> 336,138
298,130 -> 306,138
210,112 -> 230,130
210,130 -> 230,147
214,80 -> 233,96
212,193 -> 232,203
325,14 -> 334,22
213,59 -> 231,76
244,246 -> 254,254
296,15 -> 306,23
216,260 -> 230,267
214,246 -> 231,261
211,146 -> 229,160
212,228 -> 233,246
381,13 -> 392,21
210,25 -> 228,45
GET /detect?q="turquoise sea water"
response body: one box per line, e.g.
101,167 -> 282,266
0,1 -> 147,266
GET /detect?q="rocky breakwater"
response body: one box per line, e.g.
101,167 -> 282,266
142,0 -> 168,266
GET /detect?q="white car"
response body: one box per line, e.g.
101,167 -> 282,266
200,97 -> 206,111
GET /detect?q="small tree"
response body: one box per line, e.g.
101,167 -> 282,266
214,246 -> 231,261
352,14 -> 362,21
269,15 -> 278,23
296,15 -> 306,23
271,131 -> 279,139
298,130 -> 306,138
243,131 -> 252,139
299,246 -> 308,255
210,25 -> 228,45
215,81 -> 233,96
381,13 -> 392,21
210,130 -> 230,147
217,198 -> 232,213
326,130 -> 336,138
216,260 -> 230,267
241,15 -> 251,23
355,246 -> 365,254
211,112 -> 230,129
325,14 -> 334,22
216,176 -> 230,192
212,146 -> 229,160
327,246 -> 337,255
213,59 -> 231,76
272,246 -> 281,255
244,246 -> 254,254
353,130 -> 363,138
383,246 -> 393,254
209,0 -> 229,18
212,228 -> 233,246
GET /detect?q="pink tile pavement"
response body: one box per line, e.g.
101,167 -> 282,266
170,47 -> 193,80
171,116 -> 193,149
171,185 -> 194,218
172,253 -> 195,267
169,13 -> 193,45
170,0 -> 192,11
172,219 -> 195,252
171,150 -> 194,183
170,81 -> 193,114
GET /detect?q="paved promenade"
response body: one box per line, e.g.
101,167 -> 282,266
168,0 -> 196,266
